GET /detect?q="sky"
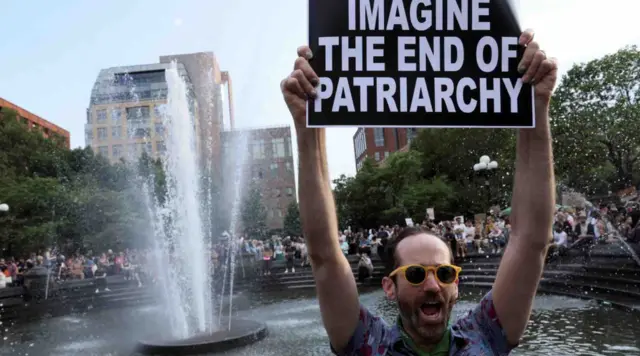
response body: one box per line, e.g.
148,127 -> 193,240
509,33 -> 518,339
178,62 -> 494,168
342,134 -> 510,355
1,0 -> 639,181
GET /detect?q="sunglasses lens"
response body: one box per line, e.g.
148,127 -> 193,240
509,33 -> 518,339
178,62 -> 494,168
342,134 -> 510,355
436,265 -> 457,284
404,266 -> 426,284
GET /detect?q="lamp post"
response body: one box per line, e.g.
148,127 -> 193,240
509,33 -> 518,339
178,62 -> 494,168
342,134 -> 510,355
0,203 -> 8,212
473,155 -> 498,218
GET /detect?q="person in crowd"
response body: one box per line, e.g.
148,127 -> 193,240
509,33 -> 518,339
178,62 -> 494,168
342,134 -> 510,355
281,28 -> 556,354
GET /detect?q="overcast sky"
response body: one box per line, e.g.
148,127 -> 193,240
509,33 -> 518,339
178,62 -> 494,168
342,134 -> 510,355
0,0 -> 638,181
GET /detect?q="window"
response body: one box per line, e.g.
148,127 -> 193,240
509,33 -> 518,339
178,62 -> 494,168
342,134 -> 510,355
273,188 -> 281,197
276,209 -> 283,218
112,126 -> 122,138
154,104 -> 167,119
285,136 -> 293,156
286,187 -> 294,196
268,209 -> 274,218
285,162 -> 293,172
375,152 -> 380,161
97,127 -> 108,141
112,144 -> 123,158
98,146 -> 109,156
374,128 -> 385,147
96,109 -> 107,124
156,141 -> 166,153
385,151 -> 390,159
155,123 -> 165,136
126,106 -> 151,122
252,139 -> 266,159
145,142 -> 153,153
128,144 -> 137,154
134,128 -> 151,139
111,109 -> 122,124
407,128 -> 418,142
270,163 -> 279,178
272,138 -> 285,158
354,129 -> 367,158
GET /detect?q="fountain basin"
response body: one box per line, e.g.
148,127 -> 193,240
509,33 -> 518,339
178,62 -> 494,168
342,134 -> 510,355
136,319 -> 268,355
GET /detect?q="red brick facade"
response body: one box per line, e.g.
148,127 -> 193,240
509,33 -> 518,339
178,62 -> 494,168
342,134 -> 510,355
353,128 -> 417,171
0,97 -> 70,148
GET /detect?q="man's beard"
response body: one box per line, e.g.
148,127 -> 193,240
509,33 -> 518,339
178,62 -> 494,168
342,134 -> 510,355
397,296 -> 452,345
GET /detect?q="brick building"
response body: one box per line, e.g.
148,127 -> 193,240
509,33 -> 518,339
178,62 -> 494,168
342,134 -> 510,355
221,125 -> 296,230
0,97 -> 70,148
353,128 -> 418,171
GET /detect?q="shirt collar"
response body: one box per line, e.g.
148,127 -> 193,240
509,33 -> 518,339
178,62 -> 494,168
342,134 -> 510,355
396,316 -> 451,356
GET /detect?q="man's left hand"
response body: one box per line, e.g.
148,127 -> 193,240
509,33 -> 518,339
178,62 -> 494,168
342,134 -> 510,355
518,29 -> 558,103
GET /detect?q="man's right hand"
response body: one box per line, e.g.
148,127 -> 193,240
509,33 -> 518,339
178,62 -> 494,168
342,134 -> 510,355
280,46 -> 319,129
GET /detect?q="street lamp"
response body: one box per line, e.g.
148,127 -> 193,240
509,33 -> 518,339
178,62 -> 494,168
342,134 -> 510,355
473,156 -> 498,217
0,203 -> 8,212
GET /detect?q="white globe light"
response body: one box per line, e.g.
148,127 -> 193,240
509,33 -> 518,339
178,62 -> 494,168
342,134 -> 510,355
479,155 -> 491,164
488,161 -> 498,169
479,162 -> 488,170
0,204 -> 8,212
473,163 -> 481,171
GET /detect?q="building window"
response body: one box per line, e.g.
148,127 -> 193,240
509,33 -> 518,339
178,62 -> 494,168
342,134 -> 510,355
407,128 -> 418,142
134,128 -> 151,139
286,187 -> 293,196
111,109 -> 122,124
145,142 -> 153,153
375,152 -> 380,161
252,139 -> 266,159
97,146 -> 108,156
112,144 -> 123,158
272,138 -> 285,158
128,143 -> 137,154
285,136 -> 293,156
268,209 -> 274,218
270,163 -> 279,178
156,141 -> 166,153
126,106 -> 151,123
273,188 -> 281,197
385,151 -> 390,159
155,123 -> 165,136
276,209 -> 283,218
285,162 -> 293,172
96,109 -> 107,124
97,127 -> 108,141
374,128 -> 385,147
112,126 -> 122,138
154,104 -> 167,120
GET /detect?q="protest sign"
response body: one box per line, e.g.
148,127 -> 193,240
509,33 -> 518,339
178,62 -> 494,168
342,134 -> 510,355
307,0 -> 533,128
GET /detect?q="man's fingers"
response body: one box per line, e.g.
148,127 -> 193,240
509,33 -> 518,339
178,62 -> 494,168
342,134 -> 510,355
518,41 -> 539,73
294,56 -> 320,87
519,29 -> 535,46
522,50 -> 545,83
281,76 -> 306,100
532,57 -> 558,85
292,69 -> 317,98
297,46 -> 313,60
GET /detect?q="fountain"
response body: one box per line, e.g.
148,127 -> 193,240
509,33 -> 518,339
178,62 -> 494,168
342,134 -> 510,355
135,62 -> 267,355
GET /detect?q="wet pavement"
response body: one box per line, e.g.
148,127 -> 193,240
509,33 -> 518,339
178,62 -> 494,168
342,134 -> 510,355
1,290 -> 639,355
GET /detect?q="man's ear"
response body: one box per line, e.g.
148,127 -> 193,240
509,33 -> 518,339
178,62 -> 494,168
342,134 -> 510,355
382,276 -> 396,300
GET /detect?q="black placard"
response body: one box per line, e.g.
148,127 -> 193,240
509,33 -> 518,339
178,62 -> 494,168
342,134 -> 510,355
307,0 -> 534,128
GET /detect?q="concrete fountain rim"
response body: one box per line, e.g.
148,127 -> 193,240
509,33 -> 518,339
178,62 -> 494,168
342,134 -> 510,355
136,318 -> 268,355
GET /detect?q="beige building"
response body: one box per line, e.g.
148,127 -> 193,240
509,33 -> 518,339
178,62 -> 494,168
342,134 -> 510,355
86,53 -> 233,165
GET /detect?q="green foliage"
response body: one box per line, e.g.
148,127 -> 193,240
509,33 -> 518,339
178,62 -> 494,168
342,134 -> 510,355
0,110 -> 155,257
240,185 -> 268,239
550,46 -> 640,194
283,200 -> 301,237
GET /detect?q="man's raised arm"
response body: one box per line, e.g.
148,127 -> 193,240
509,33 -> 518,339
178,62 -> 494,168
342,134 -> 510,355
280,46 -> 360,351
493,29 -> 558,346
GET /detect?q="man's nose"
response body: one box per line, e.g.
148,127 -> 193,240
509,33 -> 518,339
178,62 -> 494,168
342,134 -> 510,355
422,271 -> 441,292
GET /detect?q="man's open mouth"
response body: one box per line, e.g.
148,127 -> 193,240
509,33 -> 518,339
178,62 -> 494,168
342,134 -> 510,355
420,301 -> 444,323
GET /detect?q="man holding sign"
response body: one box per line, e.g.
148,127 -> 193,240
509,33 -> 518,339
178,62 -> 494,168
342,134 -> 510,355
281,27 -> 556,355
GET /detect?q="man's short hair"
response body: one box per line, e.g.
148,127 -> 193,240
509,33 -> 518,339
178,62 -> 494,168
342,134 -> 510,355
383,226 -> 454,277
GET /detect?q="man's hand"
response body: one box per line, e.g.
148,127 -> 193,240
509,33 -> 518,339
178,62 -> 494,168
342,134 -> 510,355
517,29 -> 558,103
280,46 -> 319,129
493,29 -> 557,346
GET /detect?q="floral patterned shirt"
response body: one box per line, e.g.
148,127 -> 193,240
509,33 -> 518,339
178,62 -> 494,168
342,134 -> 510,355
331,291 -> 515,355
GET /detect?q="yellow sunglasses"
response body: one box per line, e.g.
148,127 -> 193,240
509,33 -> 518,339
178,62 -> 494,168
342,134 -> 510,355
389,264 -> 462,286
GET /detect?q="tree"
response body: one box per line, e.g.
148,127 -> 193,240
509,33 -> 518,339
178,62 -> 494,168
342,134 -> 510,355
550,46 -> 640,194
240,185 -> 268,239
283,201 -> 301,237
